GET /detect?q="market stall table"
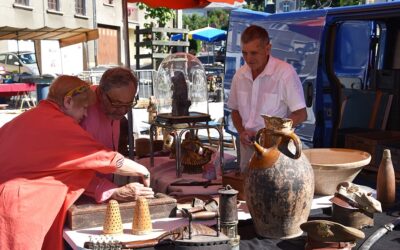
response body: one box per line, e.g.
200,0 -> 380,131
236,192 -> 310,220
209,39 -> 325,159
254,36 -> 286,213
0,83 -> 36,109
64,204 -> 400,250
63,156 -> 400,250
64,196 -> 335,249
64,217 -> 217,249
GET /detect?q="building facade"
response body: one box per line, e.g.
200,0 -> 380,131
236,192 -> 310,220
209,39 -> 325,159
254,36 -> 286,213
0,0 -> 181,75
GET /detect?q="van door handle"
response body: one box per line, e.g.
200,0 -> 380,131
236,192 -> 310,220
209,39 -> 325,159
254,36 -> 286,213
304,81 -> 313,107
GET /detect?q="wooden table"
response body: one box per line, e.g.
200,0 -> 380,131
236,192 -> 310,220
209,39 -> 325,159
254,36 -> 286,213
63,196 -> 333,249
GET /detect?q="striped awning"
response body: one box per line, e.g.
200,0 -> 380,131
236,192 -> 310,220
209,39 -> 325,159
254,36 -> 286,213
0,26 -> 99,48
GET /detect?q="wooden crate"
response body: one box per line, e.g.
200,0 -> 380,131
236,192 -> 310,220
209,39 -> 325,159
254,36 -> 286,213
376,142 -> 400,179
222,172 -> 245,200
345,131 -> 400,170
66,193 -> 177,230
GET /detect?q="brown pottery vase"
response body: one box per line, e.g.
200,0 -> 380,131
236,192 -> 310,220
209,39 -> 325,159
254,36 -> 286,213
244,115 -> 314,239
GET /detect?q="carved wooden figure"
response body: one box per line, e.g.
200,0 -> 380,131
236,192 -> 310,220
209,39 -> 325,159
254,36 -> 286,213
171,71 -> 191,116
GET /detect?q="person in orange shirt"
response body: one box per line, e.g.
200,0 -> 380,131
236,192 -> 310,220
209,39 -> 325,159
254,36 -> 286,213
0,75 -> 152,250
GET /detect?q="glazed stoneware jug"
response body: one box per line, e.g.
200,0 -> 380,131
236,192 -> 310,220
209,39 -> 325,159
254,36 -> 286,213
244,115 -> 314,239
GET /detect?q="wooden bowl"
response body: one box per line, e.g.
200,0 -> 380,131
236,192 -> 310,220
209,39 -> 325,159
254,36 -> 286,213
303,148 -> 371,195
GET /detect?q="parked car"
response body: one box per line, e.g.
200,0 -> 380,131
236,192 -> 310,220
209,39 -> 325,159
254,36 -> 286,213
0,51 -> 39,75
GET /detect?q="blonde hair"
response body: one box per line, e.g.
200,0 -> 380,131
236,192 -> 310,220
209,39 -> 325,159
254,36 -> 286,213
47,75 -> 96,107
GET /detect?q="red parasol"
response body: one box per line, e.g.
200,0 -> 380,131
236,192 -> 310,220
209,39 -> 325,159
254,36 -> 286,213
127,0 -> 244,9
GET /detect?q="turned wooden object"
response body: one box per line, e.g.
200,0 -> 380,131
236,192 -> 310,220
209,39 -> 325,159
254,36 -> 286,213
377,149 -> 396,209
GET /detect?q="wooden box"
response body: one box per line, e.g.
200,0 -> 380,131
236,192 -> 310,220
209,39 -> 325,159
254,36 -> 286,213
222,172 -> 245,200
66,193 -> 177,230
345,131 -> 400,170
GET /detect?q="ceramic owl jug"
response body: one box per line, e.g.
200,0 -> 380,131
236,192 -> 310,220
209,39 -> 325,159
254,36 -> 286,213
244,115 -> 314,239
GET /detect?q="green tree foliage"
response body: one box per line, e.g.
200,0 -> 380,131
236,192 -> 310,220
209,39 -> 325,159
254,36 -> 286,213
137,3 -> 175,53
244,0 -> 265,11
207,9 -> 230,30
137,3 -> 175,28
182,14 -> 207,53
183,10 -> 229,31
189,39 -> 201,53
183,10 -> 229,53
339,0 -> 363,7
301,0 -> 363,9
183,14 -> 208,31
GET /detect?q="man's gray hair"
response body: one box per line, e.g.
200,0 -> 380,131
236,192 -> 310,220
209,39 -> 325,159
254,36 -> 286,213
99,67 -> 138,92
241,25 -> 270,45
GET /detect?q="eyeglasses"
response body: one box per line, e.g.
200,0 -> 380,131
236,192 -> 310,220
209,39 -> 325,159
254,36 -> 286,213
105,92 -> 137,108
65,85 -> 89,97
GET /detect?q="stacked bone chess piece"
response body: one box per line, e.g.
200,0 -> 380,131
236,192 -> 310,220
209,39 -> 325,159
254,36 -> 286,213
103,200 -> 124,234
132,196 -> 153,235
102,198 -> 153,236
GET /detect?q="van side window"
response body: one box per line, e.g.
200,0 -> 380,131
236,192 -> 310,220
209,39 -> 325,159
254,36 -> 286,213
7,55 -> 19,65
335,21 -> 392,133
334,21 -> 371,90
0,54 -> 5,64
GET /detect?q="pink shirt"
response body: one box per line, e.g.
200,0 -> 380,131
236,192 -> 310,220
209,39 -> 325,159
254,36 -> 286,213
81,86 -> 121,202
81,86 -> 120,151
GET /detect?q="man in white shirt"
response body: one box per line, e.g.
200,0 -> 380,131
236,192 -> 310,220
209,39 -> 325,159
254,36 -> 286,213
227,25 -> 307,172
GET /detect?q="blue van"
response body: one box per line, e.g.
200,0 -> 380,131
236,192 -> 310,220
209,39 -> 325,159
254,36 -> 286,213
223,1 -> 400,148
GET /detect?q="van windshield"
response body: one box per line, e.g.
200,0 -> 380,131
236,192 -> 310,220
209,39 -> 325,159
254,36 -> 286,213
18,53 -> 36,64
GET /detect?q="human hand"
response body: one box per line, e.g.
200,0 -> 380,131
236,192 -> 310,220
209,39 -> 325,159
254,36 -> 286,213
142,172 -> 151,187
111,182 -> 154,202
239,130 -> 257,146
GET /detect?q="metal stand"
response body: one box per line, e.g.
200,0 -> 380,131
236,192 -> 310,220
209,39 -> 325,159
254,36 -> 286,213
149,120 -> 224,177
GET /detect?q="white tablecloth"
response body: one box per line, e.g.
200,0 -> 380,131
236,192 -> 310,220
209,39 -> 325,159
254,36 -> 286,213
63,196 -> 334,250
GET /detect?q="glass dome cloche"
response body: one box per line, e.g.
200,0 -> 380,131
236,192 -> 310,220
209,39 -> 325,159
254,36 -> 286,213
153,52 -> 209,123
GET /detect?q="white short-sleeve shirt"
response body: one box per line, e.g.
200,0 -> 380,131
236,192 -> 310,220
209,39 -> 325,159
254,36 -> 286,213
227,56 -> 306,132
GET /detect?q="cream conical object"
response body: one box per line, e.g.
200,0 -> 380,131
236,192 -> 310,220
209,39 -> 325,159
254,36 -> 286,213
132,197 -> 152,235
103,199 -> 124,234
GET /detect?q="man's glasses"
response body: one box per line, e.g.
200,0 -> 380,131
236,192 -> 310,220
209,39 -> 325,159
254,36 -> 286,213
105,92 -> 137,109
65,85 -> 90,97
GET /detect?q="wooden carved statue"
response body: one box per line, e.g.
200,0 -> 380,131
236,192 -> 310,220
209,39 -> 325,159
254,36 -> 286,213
147,96 -> 162,139
171,71 -> 191,116
147,96 -> 157,124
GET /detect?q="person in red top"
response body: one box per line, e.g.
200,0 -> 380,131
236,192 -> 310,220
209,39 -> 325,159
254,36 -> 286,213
0,75 -> 151,250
